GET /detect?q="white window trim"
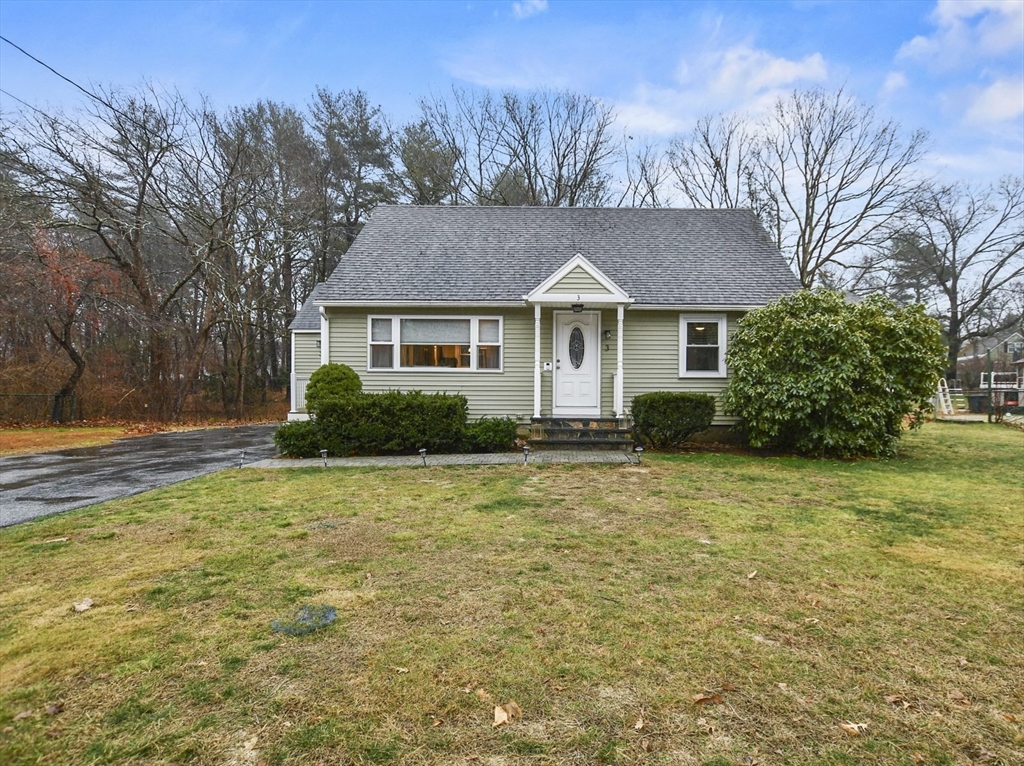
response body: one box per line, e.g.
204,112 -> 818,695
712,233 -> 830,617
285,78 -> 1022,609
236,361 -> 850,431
679,314 -> 727,378
367,315 -> 504,372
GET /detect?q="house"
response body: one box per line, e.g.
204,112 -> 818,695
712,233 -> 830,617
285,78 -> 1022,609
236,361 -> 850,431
956,329 -> 1024,390
288,206 -> 801,439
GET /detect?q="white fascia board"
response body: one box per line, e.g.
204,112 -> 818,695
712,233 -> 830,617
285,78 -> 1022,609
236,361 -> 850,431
629,304 -> 762,312
291,329 -> 321,333
525,253 -> 630,303
315,300 -> 526,308
524,293 -> 635,306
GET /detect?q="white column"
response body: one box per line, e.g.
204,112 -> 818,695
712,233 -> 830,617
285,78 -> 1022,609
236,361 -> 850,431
319,306 -> 330,366
290,331 -> 297,413
615,303 -> 625,417
533,303 -> 542,419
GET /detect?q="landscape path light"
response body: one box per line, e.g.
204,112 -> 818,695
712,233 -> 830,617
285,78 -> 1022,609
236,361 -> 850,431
634,445 -> 644,464
320,449 -> 328,468
419,448 -> 427,467
523,445 -> 530,465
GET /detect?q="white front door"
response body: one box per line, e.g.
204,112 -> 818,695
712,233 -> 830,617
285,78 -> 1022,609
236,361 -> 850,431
554,311 -> 600,415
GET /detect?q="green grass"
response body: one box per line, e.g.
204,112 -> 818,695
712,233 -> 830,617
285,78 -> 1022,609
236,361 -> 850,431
1,423 -> 1022,764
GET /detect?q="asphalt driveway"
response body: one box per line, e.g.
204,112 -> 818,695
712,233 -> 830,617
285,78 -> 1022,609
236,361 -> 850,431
0,424 -> 279,527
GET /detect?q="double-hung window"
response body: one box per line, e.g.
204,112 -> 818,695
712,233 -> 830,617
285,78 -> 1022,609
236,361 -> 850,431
679,315 -> 727,377
368,316 -> 503,371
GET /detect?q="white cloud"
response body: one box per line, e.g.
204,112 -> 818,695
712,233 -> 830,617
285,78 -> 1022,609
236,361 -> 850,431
965,77 -> 1024,124
881,71 -> 909,97
614,44 -> 829,136
512,0 -> 548,20
711,45 -> 827,98
899,0 -> 1024,69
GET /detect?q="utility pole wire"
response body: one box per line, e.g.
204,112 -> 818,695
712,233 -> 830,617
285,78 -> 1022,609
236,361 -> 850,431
0,34 -> 130,121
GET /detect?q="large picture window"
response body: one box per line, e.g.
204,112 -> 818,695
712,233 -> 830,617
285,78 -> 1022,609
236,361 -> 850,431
679,315 -> 727,377
368,316 -> 503,371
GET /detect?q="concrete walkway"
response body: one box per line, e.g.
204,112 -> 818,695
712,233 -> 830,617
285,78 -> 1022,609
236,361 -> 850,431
251,450 -> 635,469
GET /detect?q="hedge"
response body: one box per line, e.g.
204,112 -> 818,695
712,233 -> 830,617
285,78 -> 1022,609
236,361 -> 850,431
631,392 -> 716,448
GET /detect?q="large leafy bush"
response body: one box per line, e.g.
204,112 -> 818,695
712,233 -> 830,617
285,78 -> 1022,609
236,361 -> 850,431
722,291 -> 945,458
631,392 -> 716,448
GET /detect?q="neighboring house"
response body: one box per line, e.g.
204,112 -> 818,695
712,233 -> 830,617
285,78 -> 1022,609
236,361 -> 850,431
288,206 -> 801,434
956,329 -> 1024,389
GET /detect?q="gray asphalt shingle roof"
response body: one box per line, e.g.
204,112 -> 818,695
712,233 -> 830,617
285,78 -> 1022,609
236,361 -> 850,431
316,205 -> 801,307
289,282 -> 324,331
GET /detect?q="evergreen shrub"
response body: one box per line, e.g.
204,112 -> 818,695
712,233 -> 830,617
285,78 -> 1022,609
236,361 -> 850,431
631,392 -> 716,448
465,417 -> 519,453
305,363 -> 362,415
273,419 -> 321,458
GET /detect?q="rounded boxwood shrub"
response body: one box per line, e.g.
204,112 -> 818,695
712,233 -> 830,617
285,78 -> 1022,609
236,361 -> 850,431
305,363 -> 362,415
721,290 -> 946,458
631,392 -> 716,448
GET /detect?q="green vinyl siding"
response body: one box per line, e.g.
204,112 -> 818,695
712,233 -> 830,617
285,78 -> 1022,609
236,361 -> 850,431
548,266 -> 611,295
292,333 -> 321,376
621,311 -> 741,425
322,306 -> 742,423
326,307 -> 535,420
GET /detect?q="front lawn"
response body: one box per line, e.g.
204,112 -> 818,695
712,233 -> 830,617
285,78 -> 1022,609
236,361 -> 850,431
1,423 -> 1021,764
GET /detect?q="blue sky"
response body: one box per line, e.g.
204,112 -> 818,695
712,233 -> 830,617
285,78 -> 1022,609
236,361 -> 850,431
1,0 -> 1021,182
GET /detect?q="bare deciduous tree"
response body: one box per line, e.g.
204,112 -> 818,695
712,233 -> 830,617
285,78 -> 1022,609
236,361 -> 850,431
419,87 -> 619,207
760,88 -> 928,287
858,177 -> 1024,379
667,90 -> 927,286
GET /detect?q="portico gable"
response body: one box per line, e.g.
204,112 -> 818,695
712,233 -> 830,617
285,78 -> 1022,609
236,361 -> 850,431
524,254 -> 632,420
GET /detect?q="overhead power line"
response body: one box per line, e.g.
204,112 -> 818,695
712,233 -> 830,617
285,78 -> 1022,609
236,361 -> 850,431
0,34 -> 124,118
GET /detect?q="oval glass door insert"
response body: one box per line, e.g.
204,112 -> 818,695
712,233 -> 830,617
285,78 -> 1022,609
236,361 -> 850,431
569,327 -> 585,369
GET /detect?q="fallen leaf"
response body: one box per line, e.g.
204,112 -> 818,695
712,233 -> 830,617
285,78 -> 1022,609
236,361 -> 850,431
432,718 -> 442,727
73,598 -> 93,613
475,688 -> 492,703
633,717 -> 645,731
747,571 -> 757,579
884,694 -> 907,707
44,703 -> 63,716
912,752 -> 926,763
13,710 -> 32,721
692,693 -> 723,705
392,667 -> 410,674
998,712 -> 1016,723
492,701 -> 521,727
44,537 -> 69,544
777,683 -> 789,691
743,757 -> 760,765
640,738 -> 651,751
462,686 -> 473,694
698,539 -> 712,545
948,689 -> 966,700
839,722 -> 868,736
721,682 -> 738,692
